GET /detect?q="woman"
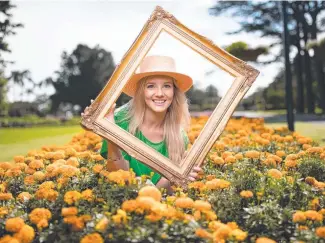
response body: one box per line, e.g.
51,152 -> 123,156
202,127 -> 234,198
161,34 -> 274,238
100,55 -> 201,193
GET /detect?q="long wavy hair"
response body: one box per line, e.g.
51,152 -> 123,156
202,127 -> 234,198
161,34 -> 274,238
121,75 -> 191,164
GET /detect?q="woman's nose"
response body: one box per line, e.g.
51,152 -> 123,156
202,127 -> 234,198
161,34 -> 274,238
156,87 -> 163,96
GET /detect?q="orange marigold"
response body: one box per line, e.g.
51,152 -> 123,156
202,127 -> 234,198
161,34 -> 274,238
5,217 -> 25,232
138,186 -> 162,202
174,197 -> 194,209
256,237 -> 276,243
240,190 -> 253,198
64,191 -> 82,205
316,227 -> 325,239
61,207 -> 78,217
267,169 -> 282,179
0,193 -> 13,201
293,211 -> 306,223
230,229 -> 248,241
13,225 -> 35,243
193,200 -> 212,211
80,233 -> 104,243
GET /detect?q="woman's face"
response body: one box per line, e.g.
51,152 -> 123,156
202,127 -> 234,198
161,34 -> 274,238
144,75 -> 174,114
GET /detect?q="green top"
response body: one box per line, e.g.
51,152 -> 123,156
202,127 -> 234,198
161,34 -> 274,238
100,103 -> 189,185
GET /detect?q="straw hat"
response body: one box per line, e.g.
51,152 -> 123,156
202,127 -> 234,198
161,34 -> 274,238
122,55 -> 193,97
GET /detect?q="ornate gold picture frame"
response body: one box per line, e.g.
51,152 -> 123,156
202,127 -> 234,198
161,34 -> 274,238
81,6 -> 259,187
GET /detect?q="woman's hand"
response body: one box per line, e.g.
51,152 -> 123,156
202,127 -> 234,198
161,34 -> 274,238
188,166 -> 202,181
106,103 -> 116,123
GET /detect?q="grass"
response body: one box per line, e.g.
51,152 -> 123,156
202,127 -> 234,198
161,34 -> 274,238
265,122 -> 325,145
0,125 -> 82,162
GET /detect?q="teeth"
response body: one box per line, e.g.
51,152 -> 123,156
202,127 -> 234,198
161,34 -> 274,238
153,100 -> 165,103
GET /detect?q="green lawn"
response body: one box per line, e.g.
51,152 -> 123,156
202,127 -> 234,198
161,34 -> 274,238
265,122 -> 325,145
0,126 -> 82,162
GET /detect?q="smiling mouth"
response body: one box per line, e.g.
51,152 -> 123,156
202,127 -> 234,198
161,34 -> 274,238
152,100 -> 166,104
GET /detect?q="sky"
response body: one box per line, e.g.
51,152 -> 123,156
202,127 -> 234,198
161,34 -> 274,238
4,0 -> 283,102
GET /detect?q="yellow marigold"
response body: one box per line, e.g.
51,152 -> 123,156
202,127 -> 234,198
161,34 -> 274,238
28,160 -> 44,170
305,176 -> 316,185
310,198 -> 320,210
193,200 -> 212,211
0,235 -> 19,243
305,210 -> 323,221
52,151 -> 65,160
33,171 -> 45,181
211,156 -> 225,165
256,237 -> 276,243
245,150 -> 260,159
66,157 -> 79,167
315,181 -> 325,189
121,200 -> 138,212
262,158 -> 276,167
306,146 -> 323,154
235,153 -> 244,160
92,164 -> 103,174
267,169 -> 282,179
81,189 -> 93,202
29,208 -> 52,226
145,213 -> 162,222
64,191 -> 81,205
5,217 -> 25,232
206,179 -> 230,190
13,225 -> 35,243
319,209 -> 325,215
213,224 -> 232,240
14,155 -> 25,163
221,151 -> 233,159
195,228 -> 212,239
225,156 -> 236,164
276,150 -> 286,157
112,209 -> 127,224
138,186 -> 162,202
65,147 -> 77,157
316,227 -> 325,239
240,190 -> 253,198
35,188 -> 58,202
80,233 -> 104,243
80,167 -> 89,173
39,181 -> 55,190
61,207 -> 78,217
285,160 -> 297,168
0,193 -> 13,201
95,217 -> 109,232
230,229 -> 248,241
174,197 -> 194,209
0,162 -> 13,170
214,142 -> 226,150
17,192 -> 32,202
293,211 -> 306,223
209,220 -> 224,231
206,175 -> 216,181
136,196 -> 156,211
188,181 -> 205,190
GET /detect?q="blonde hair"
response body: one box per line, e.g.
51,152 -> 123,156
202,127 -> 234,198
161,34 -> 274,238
121,75 -> 191,164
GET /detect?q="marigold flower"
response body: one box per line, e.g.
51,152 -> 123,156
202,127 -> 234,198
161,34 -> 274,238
138,186 -> 162,202
0,193 -> 13,201
81,189 -> 93,202
206,179 -> 230,190
66,157 -> 79,167
293,211 -> 306,223
92,164 -> 103,174
17,192 -> 32,202
211,156 -> 225,165
304,210 -> 323,221
0,162 -> 13,170
174,197 -> 194,209
267,169 -> 282,179
5,217 -> 25,232
80,233 -> 104,243
245,150 -> 260,159
0,207 -> 8,218
225,156 -> 236,164
195,228 -> 212,239
256,237 -> 276,243
213,224 -> 232,240
28,160 -> 44,170
285,160 -> 297,168
276,150 -> 286,157
188,181 -> 205,190
13,225 -> 35,243
230,229 -> 247,241
64,191 -> 82,205
193,200 -> 211,211
121,200 -> 138,212
29,208 -> 52,229
136,196 -> 156,210
235,153 -> 243,160
316,227 -> 325,238
240,190 -> 253,198
61,207 -> 78,217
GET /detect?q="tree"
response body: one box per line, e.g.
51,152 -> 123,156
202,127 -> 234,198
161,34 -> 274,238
0,1 -> 23,116
209,1 -> 325,114
44,44 -> 116,113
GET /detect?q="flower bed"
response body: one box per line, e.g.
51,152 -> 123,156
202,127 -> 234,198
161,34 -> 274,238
0,117 -> 324,242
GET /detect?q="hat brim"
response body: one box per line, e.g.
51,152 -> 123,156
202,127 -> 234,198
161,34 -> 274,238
122,71 -> 193,97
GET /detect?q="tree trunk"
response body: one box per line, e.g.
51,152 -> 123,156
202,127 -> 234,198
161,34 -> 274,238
294,19 -> 305,113
310,1 -> 325,113
301,3 -> 315,114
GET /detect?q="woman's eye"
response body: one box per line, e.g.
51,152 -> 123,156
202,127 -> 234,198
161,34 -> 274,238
164,84 -> 171,88
147,85 -> 154,88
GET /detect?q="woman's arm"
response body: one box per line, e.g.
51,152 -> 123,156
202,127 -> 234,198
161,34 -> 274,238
106,140 -> 129,171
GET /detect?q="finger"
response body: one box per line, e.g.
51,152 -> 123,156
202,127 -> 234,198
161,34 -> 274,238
193,167 -> 202,173
189,172 -> 198,178
188,177 -> 195,182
